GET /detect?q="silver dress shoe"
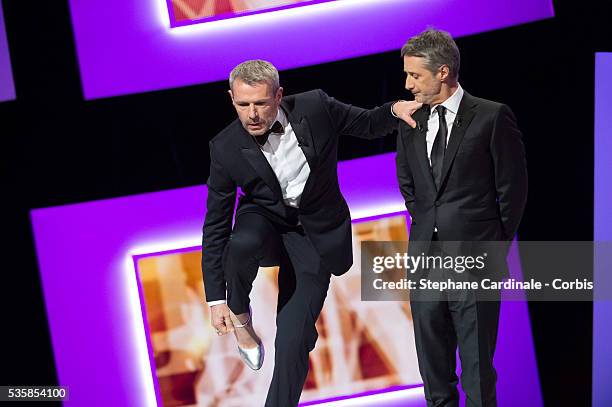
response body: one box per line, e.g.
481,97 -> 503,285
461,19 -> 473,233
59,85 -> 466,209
233,306 -> 264,370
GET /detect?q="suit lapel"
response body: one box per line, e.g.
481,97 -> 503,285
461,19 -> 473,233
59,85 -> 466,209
282,100 -> 318,169
437,92 -> 477,197
239,126 -> 284,201
409,107 -> 437,192
282,99 -> 318,203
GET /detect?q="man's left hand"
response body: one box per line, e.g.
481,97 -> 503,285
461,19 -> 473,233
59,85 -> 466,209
393,100 -> 423,128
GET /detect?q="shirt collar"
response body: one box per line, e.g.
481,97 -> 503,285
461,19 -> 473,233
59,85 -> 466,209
275,106 -> 289,129
431,83 -> 464,117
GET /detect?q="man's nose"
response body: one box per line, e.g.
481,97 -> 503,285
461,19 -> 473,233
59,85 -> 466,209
406,77 -> 414,90
248,105 -> 258,118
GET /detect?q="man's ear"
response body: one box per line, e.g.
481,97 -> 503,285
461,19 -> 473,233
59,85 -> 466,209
228,89 -> 234,103
439,65 -> 450,82
276,86 -> 283,102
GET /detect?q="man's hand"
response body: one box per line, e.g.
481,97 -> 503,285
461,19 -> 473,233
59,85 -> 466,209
393,100 -> 423,128
210,303 -> 234,335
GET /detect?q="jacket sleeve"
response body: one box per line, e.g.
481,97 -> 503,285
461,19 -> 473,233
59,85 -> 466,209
201,141 -> 237,302
490,104 -> 528,241
318,89 -> 398,139
396,124 -> 416,216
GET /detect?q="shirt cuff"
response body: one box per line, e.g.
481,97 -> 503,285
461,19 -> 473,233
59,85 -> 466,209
207,300 -> 227,307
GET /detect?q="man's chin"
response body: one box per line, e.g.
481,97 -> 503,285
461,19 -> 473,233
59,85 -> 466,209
244,125 -> 266,136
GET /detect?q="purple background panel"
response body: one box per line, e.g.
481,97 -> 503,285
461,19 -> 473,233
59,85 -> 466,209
593,53 -> 612,407
31,153 -> 541,406
0,1 -> 16,102
67,0 -> 554,99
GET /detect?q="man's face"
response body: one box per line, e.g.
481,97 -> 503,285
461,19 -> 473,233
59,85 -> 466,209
229,79 -> 283,136
403,55 -> 443,105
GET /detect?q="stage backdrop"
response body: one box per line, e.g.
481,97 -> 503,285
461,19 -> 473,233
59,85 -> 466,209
66,0 -> 554,99
31,153 -> 542,406
134,213 -> 421,406
593,52 -> 612,407
0,0 -> 16,102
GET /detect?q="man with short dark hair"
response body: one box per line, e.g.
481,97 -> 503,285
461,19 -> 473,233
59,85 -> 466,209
396,29 -> 527,406
201,60 -> 420,406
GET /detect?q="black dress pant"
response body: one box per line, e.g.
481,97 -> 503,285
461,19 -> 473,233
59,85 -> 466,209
223,212 -> 331,407
410,238 -> 501,407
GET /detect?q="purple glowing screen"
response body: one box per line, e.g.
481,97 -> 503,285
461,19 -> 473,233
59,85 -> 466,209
593,53 -> 612,407
0,1 -> 16,102
66,0 -> 554,99
31,153 -> 541,406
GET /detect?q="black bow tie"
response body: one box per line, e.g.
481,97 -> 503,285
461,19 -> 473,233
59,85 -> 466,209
254,121 -> 284,146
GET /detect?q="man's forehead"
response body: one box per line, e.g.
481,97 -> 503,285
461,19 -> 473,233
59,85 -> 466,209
232,81 -> 274,98
403,55 -> 426,70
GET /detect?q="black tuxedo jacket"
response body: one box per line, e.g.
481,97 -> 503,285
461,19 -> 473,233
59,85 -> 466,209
202,89 -> 397,302
396,91 -> 527,273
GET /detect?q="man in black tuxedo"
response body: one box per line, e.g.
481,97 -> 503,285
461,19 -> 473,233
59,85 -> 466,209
396,29 -> 527,406
201,60 -> 419,406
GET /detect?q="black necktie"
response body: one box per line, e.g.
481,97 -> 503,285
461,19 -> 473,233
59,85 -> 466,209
254,121 -> 284,146
430,105 -> 447,190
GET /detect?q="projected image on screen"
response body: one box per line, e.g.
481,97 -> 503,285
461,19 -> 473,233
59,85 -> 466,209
135,213 -> 421,406
169,0 -> 336,26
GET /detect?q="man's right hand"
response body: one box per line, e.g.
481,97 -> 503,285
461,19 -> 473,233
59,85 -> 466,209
210,303 -> 234,335
393,100 -> 423,128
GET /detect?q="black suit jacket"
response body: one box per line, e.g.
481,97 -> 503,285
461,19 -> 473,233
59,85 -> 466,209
202,89 -> 397,302
396,91 -> 527,274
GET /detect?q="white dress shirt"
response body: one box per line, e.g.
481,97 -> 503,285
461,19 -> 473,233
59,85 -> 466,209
426,84 -> 464,163
207,108 -> 310,307
427,84 -> 464,233
259,108 -> 310,208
